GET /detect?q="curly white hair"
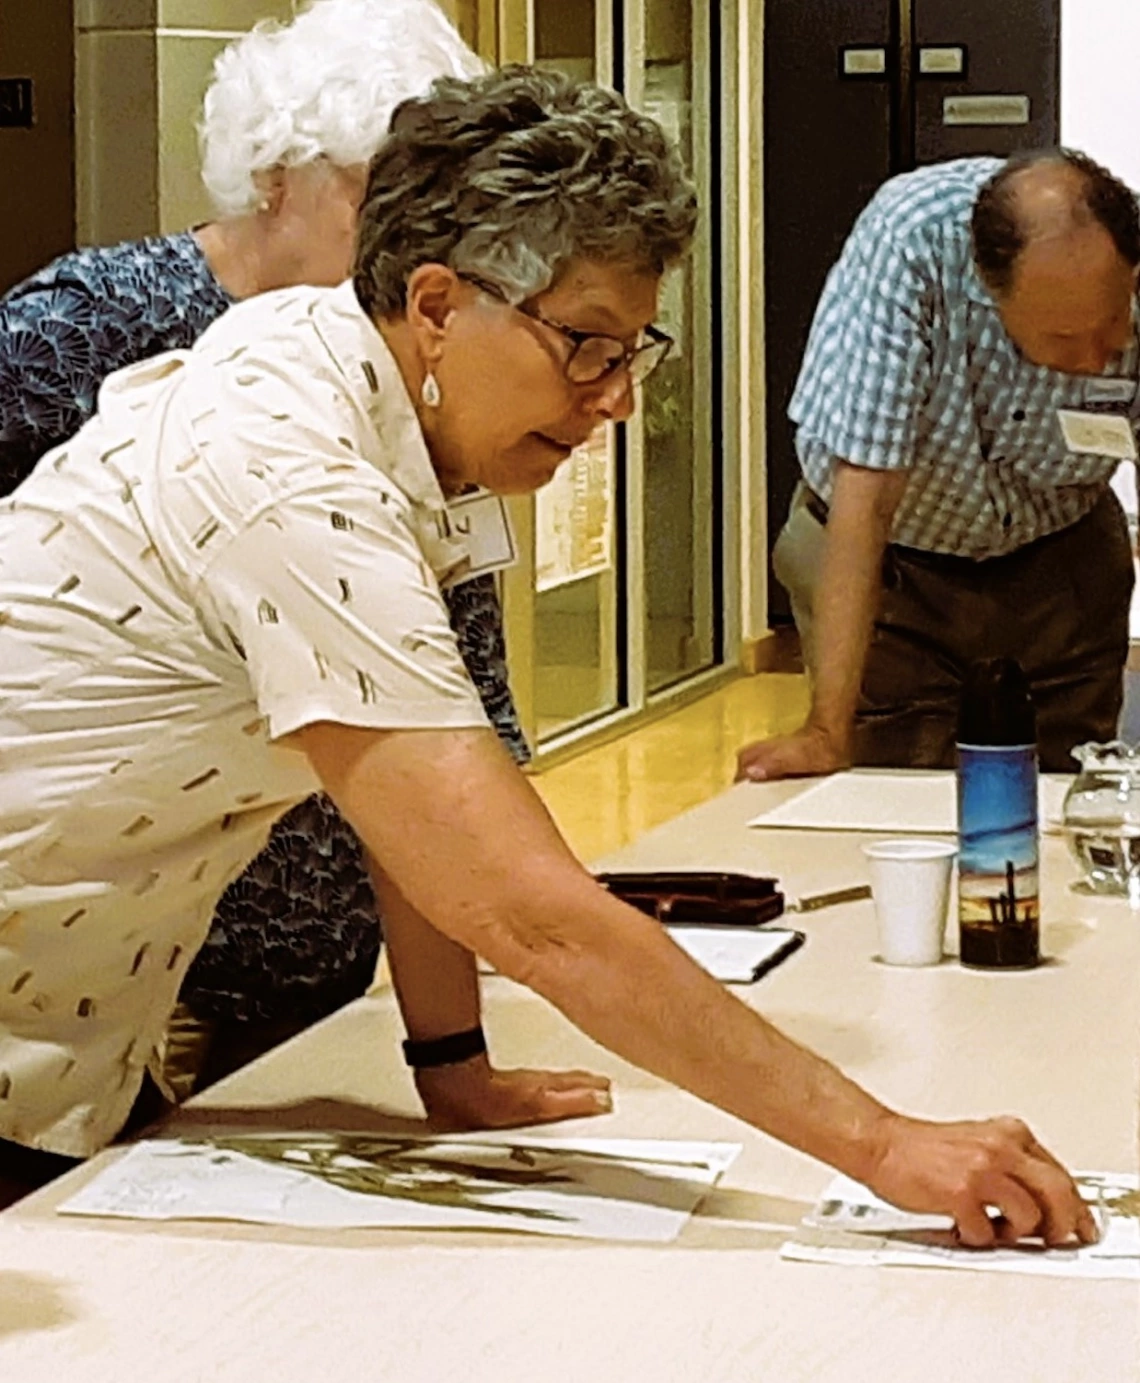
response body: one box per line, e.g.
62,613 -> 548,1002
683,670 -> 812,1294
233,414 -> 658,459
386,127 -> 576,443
199,0 -> 484,217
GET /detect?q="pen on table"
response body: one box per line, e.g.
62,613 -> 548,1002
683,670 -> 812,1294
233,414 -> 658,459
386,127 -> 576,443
786,884 -> 873,914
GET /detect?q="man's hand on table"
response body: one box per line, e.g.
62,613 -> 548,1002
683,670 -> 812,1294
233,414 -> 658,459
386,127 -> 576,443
738,465 -> 905,786
416,1055 -> 613,1132
866,1112 -> 1098,1247
736,723 -> 850,783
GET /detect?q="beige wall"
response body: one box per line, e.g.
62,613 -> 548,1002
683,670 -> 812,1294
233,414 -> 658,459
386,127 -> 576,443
75,1 -> 295,245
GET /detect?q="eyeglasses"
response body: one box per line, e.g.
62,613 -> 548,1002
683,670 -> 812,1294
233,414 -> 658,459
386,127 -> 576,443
458,273 -> 674,386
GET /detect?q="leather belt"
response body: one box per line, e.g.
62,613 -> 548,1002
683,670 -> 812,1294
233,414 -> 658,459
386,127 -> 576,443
800,485 -> 1112,571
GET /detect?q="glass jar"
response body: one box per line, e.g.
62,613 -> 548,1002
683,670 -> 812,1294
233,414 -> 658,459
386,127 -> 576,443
1062,741 -> 1140,900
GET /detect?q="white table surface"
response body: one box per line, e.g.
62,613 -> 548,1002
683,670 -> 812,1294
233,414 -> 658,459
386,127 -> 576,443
2,777 -> 1138,1382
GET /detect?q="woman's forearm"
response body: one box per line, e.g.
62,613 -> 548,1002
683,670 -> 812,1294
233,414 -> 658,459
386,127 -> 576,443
368,862 -> 481,1042
300,722 -> 893,1180
477,873 -> 892,1179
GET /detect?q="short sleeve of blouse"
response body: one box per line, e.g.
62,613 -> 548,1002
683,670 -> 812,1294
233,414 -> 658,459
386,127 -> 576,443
194,482 -> 492,741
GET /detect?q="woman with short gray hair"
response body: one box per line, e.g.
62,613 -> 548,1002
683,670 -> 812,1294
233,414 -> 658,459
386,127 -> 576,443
0,68 -> 1096,1252
354,73 -> 694,317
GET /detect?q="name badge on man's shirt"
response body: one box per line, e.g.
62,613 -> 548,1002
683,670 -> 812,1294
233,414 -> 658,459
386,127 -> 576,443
445,490 -> 518,584
1083,378 -> 1138,407
1057,408 -> 1139,462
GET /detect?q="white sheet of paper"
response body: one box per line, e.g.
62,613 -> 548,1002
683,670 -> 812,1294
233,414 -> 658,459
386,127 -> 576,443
58,1134 -> 740,1244
667,926 -> 801,983
782,1171 -> 1139,1280
747,771 -> 1070,835
1057,408 -> 1139,461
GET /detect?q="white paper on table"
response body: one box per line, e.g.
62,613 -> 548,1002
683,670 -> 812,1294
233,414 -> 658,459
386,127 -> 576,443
666,925 -> 803,983
58,1134 -> 740,1244
747,771 -> 1071,835
781,1171 -> 1139,1280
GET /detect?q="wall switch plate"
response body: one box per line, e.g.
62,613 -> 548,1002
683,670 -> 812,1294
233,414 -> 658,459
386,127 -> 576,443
0,78 -> 34,129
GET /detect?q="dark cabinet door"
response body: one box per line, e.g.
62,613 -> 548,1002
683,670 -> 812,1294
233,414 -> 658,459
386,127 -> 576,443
763,0 -> 894,618
0,1 -> 75,292
913,0 -> 1059,165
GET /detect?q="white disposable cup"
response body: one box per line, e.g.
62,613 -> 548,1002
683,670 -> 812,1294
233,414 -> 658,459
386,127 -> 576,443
861,838 -> 957,967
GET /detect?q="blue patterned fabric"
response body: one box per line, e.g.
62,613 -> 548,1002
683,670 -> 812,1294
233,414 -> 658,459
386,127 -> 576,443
0,233 -> 231,494
0,233 -> 529,1024
790,157 -> 1139,559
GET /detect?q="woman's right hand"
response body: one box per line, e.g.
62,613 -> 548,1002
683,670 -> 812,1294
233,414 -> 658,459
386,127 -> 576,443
863,1112 -> 1098,1247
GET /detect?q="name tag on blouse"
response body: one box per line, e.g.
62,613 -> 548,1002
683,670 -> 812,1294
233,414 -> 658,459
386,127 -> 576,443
1057,408 -> 1139,462
446,490 -> 518,582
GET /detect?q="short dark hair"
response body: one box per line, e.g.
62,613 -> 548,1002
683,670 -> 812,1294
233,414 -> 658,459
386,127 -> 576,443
971,148 -> 1140,297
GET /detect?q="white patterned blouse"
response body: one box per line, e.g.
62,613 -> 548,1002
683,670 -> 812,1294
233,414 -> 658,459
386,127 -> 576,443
0,282 -> 492,1156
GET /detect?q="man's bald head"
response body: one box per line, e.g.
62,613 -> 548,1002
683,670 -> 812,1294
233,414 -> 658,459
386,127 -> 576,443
973,150 -> 1140,374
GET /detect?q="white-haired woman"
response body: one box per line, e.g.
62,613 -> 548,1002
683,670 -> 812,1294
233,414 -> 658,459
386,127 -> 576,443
0,67 -> 1096,1252
0,0 -> 483,484
0,0 -> 525,1097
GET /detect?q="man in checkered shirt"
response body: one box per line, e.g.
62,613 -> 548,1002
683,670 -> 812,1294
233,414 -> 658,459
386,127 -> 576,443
739,149 -> 1140,780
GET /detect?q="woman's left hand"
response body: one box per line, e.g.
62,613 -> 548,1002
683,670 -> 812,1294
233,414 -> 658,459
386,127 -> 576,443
415,1055 -> 613,1131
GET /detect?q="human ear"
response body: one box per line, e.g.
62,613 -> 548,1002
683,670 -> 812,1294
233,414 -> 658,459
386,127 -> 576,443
252,168 -> 287,217
404,264 -> 461,367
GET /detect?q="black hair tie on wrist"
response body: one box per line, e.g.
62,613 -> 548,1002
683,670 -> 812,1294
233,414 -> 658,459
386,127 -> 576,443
402,1025 -> 487,1070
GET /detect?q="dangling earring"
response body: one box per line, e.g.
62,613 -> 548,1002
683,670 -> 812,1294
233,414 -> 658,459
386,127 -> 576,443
421,372 -> 442,409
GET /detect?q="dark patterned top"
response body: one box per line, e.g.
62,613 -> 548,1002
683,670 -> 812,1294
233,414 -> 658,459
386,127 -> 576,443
0,233 -> 231,494
0,233 -> 528,1025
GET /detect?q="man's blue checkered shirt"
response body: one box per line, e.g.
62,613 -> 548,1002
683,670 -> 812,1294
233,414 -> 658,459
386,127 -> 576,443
790,157 -> 1138,558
